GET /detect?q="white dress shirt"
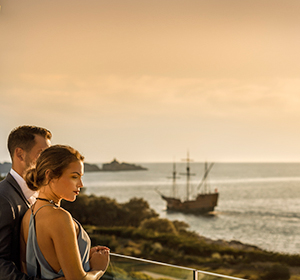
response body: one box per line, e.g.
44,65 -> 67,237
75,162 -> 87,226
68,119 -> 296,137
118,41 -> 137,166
10,169 -> 38,206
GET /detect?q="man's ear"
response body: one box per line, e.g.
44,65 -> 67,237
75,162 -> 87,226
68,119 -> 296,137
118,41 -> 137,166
15,147 -> 25,162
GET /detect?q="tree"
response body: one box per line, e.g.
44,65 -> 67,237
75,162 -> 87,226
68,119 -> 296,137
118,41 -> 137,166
86,196 -> 122,226
62,195 -> 158,227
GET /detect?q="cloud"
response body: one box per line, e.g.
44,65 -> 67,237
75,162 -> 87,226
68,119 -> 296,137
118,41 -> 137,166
2,74 -> 299,124
1,0 -> 300,162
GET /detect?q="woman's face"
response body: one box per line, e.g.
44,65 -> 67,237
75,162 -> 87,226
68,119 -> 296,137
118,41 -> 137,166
51,160 -> 84,202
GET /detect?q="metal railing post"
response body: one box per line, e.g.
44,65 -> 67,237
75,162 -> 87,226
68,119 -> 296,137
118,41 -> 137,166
193,269 -> 198,280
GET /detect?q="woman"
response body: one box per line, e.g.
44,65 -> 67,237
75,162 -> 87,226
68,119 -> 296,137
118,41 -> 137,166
20,145 -> 110,280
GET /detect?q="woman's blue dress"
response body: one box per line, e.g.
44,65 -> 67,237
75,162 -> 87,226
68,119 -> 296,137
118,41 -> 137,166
26,204 -> 91,279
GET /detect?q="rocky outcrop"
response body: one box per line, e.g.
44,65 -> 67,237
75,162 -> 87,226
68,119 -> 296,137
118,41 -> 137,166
84,163 -> 102,172
1,160 -> 147,174
102,158 -> 147,171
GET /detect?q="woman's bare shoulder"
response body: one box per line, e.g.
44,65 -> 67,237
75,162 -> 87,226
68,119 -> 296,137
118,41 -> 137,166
46,207 -> 79,244
44,205 -> 73,223
33,205 -> 74,231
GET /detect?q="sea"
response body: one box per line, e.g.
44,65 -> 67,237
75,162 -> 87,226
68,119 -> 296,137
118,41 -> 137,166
82,162 -> 300,256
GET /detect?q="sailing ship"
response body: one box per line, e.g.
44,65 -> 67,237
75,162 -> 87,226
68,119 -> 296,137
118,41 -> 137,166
159,153 -> 219,214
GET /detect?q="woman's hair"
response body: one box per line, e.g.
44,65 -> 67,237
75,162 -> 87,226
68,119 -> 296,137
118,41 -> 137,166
25,145 -> 84,191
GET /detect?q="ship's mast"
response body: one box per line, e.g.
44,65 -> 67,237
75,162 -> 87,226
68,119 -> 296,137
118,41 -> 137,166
167,161 -> 180,197
180,151 -> 195,200
204,162 -> 208,193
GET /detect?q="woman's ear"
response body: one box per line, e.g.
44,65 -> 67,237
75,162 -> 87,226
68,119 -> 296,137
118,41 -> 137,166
45,169 -> 52,184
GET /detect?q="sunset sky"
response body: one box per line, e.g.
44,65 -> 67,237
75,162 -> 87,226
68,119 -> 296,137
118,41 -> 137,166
1,0 -> 300,163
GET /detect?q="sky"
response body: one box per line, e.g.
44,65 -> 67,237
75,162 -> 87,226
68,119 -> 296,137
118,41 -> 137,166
1,0 -> 300,163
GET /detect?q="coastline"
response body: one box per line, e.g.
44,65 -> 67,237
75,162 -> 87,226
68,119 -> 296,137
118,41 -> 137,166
63,193 -> 300,279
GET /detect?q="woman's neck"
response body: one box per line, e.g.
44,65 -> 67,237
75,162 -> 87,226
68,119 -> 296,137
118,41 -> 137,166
36,197 -> 60,207
38,190 -> 61,206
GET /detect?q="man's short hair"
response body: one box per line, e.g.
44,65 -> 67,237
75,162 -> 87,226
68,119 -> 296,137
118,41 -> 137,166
7,125 -> 52,159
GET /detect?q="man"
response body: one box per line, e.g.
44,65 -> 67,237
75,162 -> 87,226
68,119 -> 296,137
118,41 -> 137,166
0,126 -> 52,279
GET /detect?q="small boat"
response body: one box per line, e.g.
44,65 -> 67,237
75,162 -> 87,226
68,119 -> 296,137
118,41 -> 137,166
159,153 -> 219,214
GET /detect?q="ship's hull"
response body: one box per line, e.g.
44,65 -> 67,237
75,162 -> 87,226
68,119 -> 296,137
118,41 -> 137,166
161,192 -> 219,214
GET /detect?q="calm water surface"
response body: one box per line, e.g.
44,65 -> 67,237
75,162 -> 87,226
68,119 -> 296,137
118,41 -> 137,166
82,162 -> 300,255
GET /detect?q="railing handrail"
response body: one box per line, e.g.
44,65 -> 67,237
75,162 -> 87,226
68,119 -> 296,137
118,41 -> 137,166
110,253 -> 247,280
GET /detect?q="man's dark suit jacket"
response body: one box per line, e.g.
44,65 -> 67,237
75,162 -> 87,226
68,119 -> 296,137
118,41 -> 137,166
0,173 -> 40,280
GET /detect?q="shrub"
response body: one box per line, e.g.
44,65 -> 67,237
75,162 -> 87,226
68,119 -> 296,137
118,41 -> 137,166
172,220 -> 190,233
121,198 -> 159,227
260,263 -> 290,280
139,218 -> 178,235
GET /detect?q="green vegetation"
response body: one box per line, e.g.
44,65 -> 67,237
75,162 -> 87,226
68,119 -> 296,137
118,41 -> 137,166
62,194 -> 300,280
62,195 -> 158,227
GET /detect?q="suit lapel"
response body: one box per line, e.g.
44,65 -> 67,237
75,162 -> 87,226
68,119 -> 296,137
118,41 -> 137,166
6,173 -> 31,208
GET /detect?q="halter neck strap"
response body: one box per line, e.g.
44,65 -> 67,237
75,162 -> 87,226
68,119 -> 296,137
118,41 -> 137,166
31,203 -> 58,216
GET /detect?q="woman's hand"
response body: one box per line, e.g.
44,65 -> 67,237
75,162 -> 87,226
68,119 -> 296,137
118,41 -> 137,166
90,246 -> 110,258
89,246 -> 110,272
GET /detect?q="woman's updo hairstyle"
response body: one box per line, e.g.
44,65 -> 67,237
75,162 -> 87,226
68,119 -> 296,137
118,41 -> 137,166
25,145 -> 84,191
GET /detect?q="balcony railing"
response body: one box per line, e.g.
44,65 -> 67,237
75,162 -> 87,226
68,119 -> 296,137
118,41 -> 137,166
104,253 -> 247,280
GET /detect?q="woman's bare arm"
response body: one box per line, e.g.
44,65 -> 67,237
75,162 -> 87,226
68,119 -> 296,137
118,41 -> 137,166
50,209 -> 109,280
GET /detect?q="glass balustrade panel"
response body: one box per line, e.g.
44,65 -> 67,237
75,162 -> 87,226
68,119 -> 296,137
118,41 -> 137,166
104,253 -> 246,280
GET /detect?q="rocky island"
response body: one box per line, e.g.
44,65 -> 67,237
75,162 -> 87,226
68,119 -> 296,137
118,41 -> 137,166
83,162 -> 102,172
1,160 -> 147,174
102,158 -> 147,171
84,159 -> 147,172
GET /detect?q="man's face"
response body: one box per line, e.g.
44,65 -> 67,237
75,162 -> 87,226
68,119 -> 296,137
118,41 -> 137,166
24,134 -> 51,169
